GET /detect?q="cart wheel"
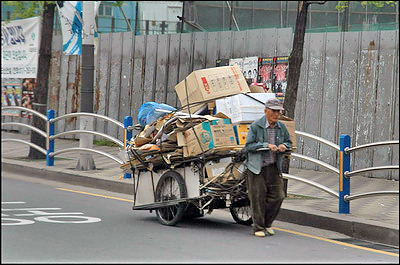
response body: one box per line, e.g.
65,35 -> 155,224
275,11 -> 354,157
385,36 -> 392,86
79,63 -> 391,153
155,170 -> 187,226
229,199 -> 253,226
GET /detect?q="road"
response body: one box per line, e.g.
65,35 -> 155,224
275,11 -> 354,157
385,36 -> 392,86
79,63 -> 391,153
1,172 -> 398,263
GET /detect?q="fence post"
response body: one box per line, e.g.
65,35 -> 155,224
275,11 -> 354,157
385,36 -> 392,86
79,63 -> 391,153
124,116 -> 133,179
46,109 -> 55,166
339,134 -> 351,214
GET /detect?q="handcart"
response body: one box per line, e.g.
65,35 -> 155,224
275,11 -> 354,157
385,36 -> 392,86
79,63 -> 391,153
121,145 -> 290,226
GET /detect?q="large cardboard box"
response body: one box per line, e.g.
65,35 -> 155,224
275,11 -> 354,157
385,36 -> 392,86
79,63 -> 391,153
279,116 -> 297,150
183,119 -> 237,157
205,158 -> 243,183
175,65 -> 250,114
215,93 -> 276,124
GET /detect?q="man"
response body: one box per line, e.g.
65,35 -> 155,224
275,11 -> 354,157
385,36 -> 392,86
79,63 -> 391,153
245,98 -> 292,237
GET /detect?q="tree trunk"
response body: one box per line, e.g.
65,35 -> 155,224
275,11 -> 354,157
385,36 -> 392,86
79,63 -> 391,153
283,1 -> 310,119
281,1 -> 310,196
28,2 -> 55,159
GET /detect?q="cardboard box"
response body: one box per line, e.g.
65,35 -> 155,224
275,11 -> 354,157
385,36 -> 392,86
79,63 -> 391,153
233,118 -> 296,149
249,84 -> 266,93
175,65 -> 250,114
279,116 -> 297,149
205,158 -> 243,183
183,119 -> 237,157
233,123 -> 251,145
215,93 -> 276,124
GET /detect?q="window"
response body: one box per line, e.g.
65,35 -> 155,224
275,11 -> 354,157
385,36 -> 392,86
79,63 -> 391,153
98,3 -> 113,17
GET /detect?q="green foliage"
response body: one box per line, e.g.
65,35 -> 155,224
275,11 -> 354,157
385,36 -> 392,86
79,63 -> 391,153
112,1 -> 124,8
336,1 -> 397,12
3,1 -> 55,20
93,139 -> 119,147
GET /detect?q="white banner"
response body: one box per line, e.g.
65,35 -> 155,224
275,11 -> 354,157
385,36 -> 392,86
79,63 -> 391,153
1,16 -> 41,78
57,1 -> 83,55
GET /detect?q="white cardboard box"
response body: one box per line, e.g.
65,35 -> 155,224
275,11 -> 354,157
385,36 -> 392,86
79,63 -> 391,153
215,93 -> 276,124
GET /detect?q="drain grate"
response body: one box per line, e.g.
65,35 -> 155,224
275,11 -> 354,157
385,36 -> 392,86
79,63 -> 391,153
332,238 -> 399,254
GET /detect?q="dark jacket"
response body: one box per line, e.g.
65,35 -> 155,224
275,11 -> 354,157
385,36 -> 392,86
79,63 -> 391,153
244,116 -> 292,174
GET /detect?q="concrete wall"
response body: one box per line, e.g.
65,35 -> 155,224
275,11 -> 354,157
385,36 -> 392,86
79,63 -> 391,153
3,28 -> 398,179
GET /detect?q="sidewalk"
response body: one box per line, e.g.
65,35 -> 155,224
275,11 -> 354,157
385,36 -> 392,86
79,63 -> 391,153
1,131 -> 398,246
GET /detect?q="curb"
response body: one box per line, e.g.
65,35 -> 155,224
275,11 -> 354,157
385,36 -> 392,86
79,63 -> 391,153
276,206 -> 399,247
2,160 -> 398,247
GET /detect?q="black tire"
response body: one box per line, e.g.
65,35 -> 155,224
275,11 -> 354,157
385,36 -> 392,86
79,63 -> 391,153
229,199 -> 253,226
155,170 -> 187,226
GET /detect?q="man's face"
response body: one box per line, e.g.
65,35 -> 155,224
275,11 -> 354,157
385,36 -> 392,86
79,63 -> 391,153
265,108 -> 281,124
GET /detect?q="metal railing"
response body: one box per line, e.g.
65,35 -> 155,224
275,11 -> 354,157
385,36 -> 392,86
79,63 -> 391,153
338,135 -> 399,213
2,106 -> 398,213
283,132 -> 398,214
1,106 -> 133,178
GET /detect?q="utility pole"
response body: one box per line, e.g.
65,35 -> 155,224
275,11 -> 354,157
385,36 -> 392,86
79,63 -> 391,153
76,1 -> 96,170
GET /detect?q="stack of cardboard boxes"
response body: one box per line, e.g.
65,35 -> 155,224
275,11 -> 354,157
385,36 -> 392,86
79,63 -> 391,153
121,64 -> 296,177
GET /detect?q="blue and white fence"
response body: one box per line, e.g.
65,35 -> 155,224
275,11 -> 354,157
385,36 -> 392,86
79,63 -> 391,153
1,106 -> 399,214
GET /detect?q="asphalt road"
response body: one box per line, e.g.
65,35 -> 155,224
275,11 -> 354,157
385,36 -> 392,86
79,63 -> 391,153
1,172 -> 399,263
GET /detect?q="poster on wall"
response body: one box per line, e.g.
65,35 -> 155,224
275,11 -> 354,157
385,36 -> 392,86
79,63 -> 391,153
1,16 -> 41,78
229,58 -> 244,75
258,57 -> 274,91
243,56 -> 258,83
21,78 -> 36,118
1,78 -> 23,116
274,56 -> 289,95
258,56 -> 289,97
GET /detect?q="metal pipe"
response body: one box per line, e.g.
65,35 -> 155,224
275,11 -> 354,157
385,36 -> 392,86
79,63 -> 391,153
344,191 -> 399,201
282,173 -> 339,198
290,153 -> 340,174
226,1 -> 240,31
50,112 -> 124,129
1,139 -> 47,155
345,140 -> 399,153
295,130 -> 340,151
345,165 -> 399,177
50,130 -> 124,147
1,122 -> 47,138
50,147 -> 123,164
1,106 -> 47,121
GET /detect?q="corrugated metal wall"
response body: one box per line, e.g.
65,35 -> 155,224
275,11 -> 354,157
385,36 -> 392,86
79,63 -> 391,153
3,28 -> 398,179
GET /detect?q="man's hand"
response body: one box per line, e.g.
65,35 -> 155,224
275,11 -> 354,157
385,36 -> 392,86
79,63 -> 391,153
267,144 -> 278,152
278,144 -> 287,152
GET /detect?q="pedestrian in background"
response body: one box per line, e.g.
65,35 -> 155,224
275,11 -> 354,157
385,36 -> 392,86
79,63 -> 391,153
244,98 -> 292,237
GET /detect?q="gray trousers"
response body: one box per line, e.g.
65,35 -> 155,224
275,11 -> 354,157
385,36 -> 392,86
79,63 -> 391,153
246,164 -> 285,232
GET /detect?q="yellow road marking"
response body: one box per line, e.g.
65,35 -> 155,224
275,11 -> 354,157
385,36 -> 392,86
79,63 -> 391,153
273,227 -> 399,257
56,187 -> 398,257
56,188 -> 134,202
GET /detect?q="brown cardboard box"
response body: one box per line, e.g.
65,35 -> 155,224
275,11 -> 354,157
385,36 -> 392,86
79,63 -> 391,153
249,85 -> 265,93
279,115 -> 296,149
175,64 -> 250,114
231,117 -> 296,149
183,119 -> 237,157
205,158 -> 242,183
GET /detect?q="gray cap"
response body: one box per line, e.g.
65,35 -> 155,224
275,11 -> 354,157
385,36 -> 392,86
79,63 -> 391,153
265,98 -> 284,110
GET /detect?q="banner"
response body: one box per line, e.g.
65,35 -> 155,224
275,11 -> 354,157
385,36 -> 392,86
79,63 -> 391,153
57,1 -> 83,55
1,16 -> 41,78
57,1 -> 101,55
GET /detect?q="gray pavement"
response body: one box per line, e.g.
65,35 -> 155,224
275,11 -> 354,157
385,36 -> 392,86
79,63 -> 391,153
1,131 -> 399,247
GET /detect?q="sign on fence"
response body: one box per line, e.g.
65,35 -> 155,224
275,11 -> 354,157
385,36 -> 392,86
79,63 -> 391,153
1,16 -> 41,79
